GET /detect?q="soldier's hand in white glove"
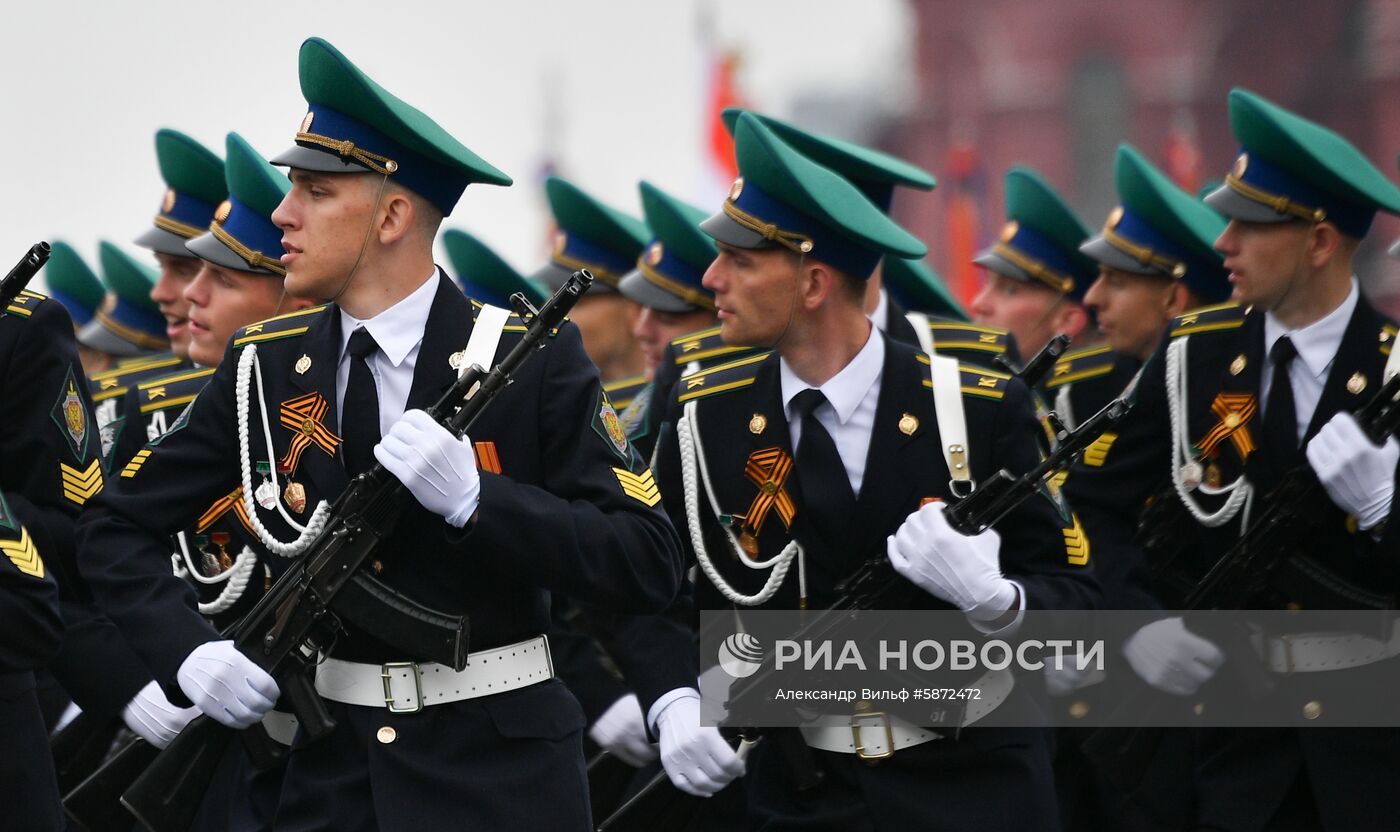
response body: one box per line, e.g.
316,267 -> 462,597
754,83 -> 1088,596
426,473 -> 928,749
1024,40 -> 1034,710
1122,617 -> 1224,696
122,679 -> 200,749
886,501 -> 1017,622
589,693 -> 658,768
1306,412 -> 1399,530
374,409 -> 481,527
656,694 -> 744,797
176,640 -> 279,729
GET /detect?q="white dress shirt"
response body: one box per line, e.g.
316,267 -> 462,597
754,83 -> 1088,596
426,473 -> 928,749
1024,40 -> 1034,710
1261,278 -> 1358,444
868,287 -> 890,333
779,324 -> 884,496
335,270 -> 439,435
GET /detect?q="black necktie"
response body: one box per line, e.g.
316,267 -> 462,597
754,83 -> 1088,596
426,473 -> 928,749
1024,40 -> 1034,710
342,327 -> 381,476
791,389 -> 856,549
1263,336 -> 1300,470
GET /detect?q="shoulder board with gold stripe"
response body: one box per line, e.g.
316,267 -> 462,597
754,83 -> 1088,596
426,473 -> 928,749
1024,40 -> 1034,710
469,298 -> 557,334
670,325 -> 753,368
676,351 -> 771,404
136,367 -> 216,414
90,353 -> 188,401
603,374 -> 650,410
926,319 -> 1012,356
1044,345 -> 1120,390
233,304 -> 329,348
1169,302 -> 1245,338
1380,323 -> 1397,358
916,354 -> 1012,401
3,289 -> 47,317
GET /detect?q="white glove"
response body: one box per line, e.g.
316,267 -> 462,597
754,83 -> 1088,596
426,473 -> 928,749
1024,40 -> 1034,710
122,679 -> 200,749
374,409 -> 481,527
1043,664 -> 1106,697
588,693 -> 658,767
1122,617 -> 1224,696
885,501 -> 1017,621
1306,412 -> 1399,530
656,694 -> 744,797
176,640 -> 280,729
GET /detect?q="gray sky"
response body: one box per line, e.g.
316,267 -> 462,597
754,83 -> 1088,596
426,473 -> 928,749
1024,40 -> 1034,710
1,0 -> 911,294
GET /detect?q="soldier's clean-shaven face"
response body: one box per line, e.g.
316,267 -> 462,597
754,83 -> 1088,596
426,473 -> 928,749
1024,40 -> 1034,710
182,262 -> 294,367
273,170 -> 385,301
632,305 -> 716,376
703,243 -> 804,347
1215,218 -> 1315,311
569,293 -> 644,376
970,271 -> 1066,356
1083,266 -> 1178,361
150,251 -> 201,358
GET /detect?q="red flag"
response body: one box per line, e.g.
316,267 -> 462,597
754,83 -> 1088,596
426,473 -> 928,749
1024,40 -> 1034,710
706,51 -> 744,183
943,140 -> 986,308
1162,109 -> 1202,194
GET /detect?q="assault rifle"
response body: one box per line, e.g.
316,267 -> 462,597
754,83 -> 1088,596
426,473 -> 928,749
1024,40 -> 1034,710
117,270 -> 594,832
1,242 -> 52,311
1013,332 -> 1072,390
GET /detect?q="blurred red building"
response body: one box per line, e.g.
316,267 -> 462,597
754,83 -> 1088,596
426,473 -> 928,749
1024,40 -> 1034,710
885,0 -> 1400,308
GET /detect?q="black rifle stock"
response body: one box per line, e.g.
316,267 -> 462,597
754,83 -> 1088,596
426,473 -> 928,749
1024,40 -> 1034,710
598,397 -> 1131,830
1,242 -> 52,312
1015,332 -> 1072,390
119,271 -> 594,832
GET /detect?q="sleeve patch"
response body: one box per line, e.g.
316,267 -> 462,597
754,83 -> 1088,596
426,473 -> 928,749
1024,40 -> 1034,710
60,460 -> 103,505
592,388 -> 642,469
121,449 -> 152,479
50,365 -> 91,463
1082,433 -> 1118,467
1063,514 -> 1089,566
0,527 -> 43,578
613,467 -> 661,507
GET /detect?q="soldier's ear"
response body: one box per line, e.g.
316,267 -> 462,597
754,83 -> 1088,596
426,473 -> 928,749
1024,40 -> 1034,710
1307,220 -> 1345,269
377,189 -> 417,246
1164,282 -> 1195,318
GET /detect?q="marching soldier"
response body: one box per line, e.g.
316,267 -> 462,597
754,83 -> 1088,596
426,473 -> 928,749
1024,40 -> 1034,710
76,37 -> 682,831
42,241 -> 109,377
0,498 -> 65,832
533,175 -> 651,384
1064,87 -> 1400,831
626,111 -> 1096,829
1053,142 -> 1233,831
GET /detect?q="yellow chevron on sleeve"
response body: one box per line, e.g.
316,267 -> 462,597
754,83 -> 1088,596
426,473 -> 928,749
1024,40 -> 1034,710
0,528 -> 43,578
60,459 -> 104,505
1082,433 -> 1118,467
613,467 -> 661,507
1063,515 -> 1090,566
121,449 -> 152,479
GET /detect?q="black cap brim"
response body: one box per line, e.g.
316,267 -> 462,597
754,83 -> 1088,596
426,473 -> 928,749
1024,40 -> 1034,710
531,260 -> 617,295
77,318 -> 153,357
972,247 -> 1037,285
134,226 -> 200,258
1203,183 -> 1292,224
699,211 -> 770,250
618,269 -> 702,312
1078,235 -> 1160,276
186,232 -> 280,276
270,144 -> 372,176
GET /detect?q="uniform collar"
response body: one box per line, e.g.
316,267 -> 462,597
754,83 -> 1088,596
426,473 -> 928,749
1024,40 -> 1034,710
868,286 -> 890,332
779,322 -> 884,425
337,269 -> 439,366
1263,277 -> 1358,381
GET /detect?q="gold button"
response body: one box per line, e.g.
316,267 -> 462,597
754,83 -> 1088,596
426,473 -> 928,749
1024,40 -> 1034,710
1285,601 -> 1302,612
377,726 -> 397,744
1193,702 -> 1206,717
371,560 -> 384,575
1302,701 -> 1322,720
1069,701 -> 1089,719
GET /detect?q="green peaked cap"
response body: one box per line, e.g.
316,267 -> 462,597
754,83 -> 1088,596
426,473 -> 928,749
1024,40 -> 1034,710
1081,145 -> 1230,304
721,108 -> 934,211
77,242 -> 168,356
442,230 -> 547,308
701,112 -> 927,280
617,181 -> 719,312
186,133 -> 292,276
974,166 -> 1097,301
1204,87 -> 1400,237
44,241 -> 105,327
883,255 -> 967,320
134,129 -> 227,257
534,175 -> 650,294
272,37 -> 511,216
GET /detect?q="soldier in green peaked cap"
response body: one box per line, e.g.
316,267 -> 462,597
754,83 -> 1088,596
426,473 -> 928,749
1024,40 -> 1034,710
441,229 -> 547,309
614,111 -> 1093,830
533,175 -> 651,382
1063,87 -> 1400,832
80,242 -> 170,359
970,166 -> 1100,360
75,36 -> 682,832
43,241 -> 109,376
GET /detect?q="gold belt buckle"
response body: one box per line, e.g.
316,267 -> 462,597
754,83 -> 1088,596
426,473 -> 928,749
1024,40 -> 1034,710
382,662 -> 424,713
851,710 -> 895,762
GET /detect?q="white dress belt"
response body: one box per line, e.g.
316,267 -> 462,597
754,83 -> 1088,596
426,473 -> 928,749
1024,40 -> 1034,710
1253,621 -> 1400,674
314,635 -> 553,712
800,668 -> 1015,758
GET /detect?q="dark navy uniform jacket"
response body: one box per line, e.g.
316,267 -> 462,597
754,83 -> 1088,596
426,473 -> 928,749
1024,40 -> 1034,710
77,272 -> 683,690
1061,298 -> 1400,831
